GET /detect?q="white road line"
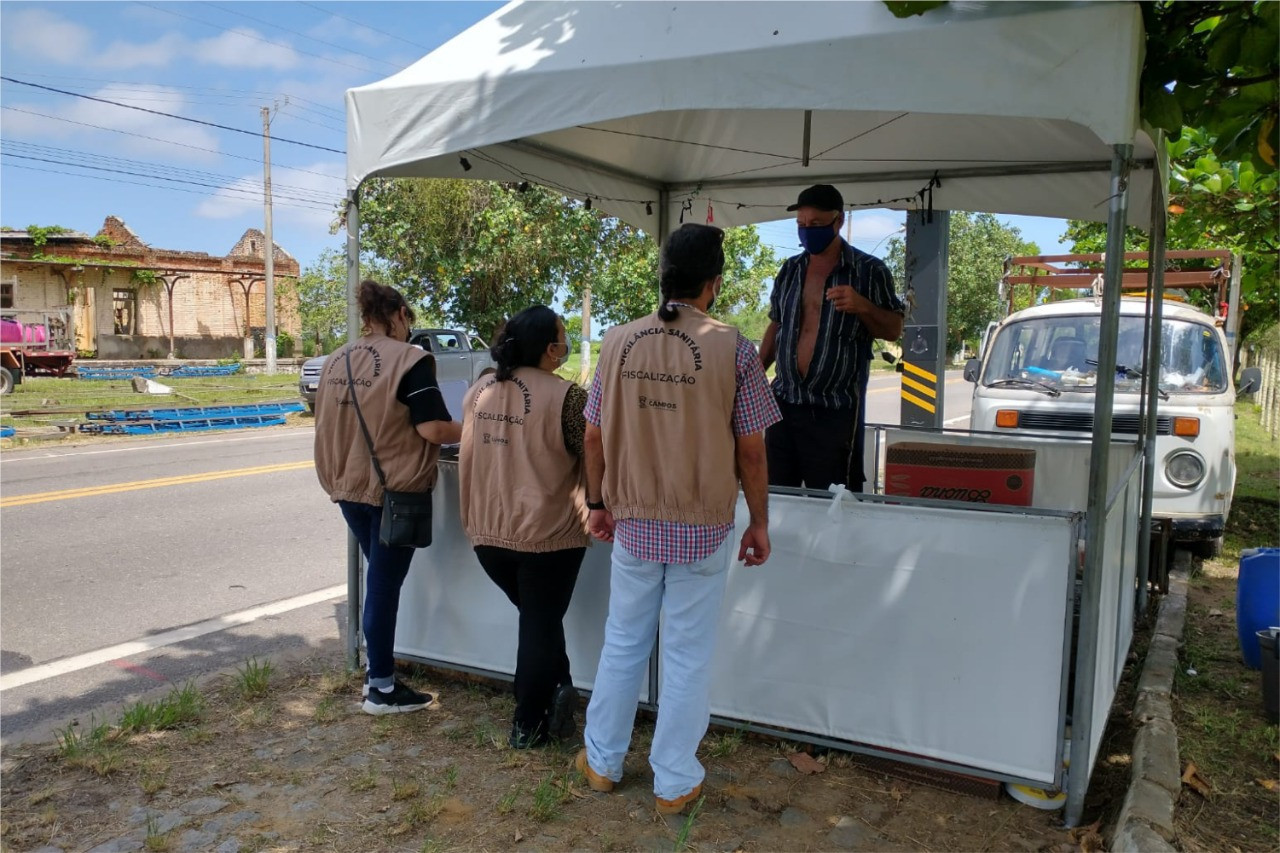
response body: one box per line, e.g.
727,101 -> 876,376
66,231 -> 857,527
0,584 -> 346,691
943,414 -> 972,425
0,428 -> 314,463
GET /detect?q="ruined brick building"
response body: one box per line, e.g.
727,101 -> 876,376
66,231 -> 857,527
0,216 -> 301,359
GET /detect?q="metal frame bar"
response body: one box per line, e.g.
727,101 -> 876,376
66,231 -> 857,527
1065,144 -> 1132,827
1136,172 -> 1168,614
345,190 -> 364,672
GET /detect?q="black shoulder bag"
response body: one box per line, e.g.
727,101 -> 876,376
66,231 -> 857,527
345,349 -> 433,548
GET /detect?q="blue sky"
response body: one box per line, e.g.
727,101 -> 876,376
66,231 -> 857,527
1,1 -> 1071,280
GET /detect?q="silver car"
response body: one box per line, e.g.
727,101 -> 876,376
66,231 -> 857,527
299,329 -> 495,417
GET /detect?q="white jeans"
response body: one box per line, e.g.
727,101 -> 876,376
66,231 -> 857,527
583,535 -> 731,800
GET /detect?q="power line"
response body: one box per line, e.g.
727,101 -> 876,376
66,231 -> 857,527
5,163 -> 338,214
297,1 -> 434,52
277,104 -> 346,135
136,1 -> 387,76
2,152 -> 339,209
2,140 -> 340,201
202,1 -> 403,71
0,77 -> 345,155
4,71 -> 346,118
0,107 -> 345,183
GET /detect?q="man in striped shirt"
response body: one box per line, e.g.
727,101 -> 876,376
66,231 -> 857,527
759,184 -> 905,491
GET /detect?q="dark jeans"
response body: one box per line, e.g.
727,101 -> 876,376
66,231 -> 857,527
339,500 -> 417,687
850,368 -> 870,492
475,545 -> 585,731
765,400 -> 859,491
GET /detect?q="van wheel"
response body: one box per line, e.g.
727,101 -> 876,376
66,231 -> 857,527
0,368 -> 13,395
1189,537 -> 1223,560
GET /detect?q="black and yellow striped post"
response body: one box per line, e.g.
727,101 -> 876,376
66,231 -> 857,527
899,209 -> 949,429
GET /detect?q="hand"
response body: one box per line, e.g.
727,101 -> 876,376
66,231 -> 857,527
588,508 -> 615,543
737,521 -> 771,566
826,285 -> 873,316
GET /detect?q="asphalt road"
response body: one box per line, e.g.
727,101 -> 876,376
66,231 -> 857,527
0,371 -> 972,744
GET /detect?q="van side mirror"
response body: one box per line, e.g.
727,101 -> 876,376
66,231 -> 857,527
963,358 -> 981,383
1237,366 -> 1262,396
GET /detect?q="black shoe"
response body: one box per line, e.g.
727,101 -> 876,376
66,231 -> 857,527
362,681 -> 436,715
547,684 -> 579,741
509,721 -> 549,750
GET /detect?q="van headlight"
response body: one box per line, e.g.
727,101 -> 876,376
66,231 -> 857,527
1165,451 -> 1205,489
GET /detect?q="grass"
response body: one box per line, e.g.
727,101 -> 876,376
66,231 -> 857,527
673,794 -> 706,851
1172,399 -> 1279,853
0,373 -> 303,434
528,772 -> 571,823
495,785 -> 521,815
703,725 -> 746,759
117,683 -> 205,734
144,815 -> 171,852
233,657 -> 275,701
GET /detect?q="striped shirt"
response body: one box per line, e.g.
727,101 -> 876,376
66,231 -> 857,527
768,241 -> 904,410
585,320 -> 781,564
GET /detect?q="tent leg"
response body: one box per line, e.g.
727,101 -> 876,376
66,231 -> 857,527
1136,167 -> 1167,615
1065,144 -> 1132,828
345,189 -> 365,674
646,187 -> 672,705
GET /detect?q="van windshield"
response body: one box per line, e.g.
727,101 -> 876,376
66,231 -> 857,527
980,315 -> 1227,394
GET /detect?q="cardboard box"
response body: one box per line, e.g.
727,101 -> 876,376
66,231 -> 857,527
885,442 -> 1036,506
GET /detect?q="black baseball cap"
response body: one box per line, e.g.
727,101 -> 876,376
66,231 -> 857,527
787,184 -> 844,212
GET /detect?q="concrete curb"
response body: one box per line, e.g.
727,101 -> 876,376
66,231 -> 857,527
1111,556 -> 1192,852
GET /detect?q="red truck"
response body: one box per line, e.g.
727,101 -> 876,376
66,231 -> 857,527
1,311 -> 76,394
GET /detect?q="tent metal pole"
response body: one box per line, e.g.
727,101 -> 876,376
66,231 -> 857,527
1136,175 -> 1167,614
646,186 -> 673,705
345,189 -> 364,673
1065,145 -> 1132,828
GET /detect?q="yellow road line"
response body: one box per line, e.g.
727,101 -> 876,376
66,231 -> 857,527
900,390 -> 937,413
901,375 -> 936,399
902,361 -> 937,383
1,460 -> 315,508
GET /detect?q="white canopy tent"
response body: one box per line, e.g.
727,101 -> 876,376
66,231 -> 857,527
343,1 -> 1171,828
346,0 -> 1161,231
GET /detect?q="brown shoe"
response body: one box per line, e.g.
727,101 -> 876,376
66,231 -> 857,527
655,783 -> 703,815
575,749 -> 615,792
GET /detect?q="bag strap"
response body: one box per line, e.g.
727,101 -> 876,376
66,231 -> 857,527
344,348 -> 388,489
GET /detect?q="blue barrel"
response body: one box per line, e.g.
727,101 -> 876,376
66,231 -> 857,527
1237,548 -> 1280,670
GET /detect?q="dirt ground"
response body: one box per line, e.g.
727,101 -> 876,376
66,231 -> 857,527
1173,556 -> 1280,853
1,648 -> 1113,853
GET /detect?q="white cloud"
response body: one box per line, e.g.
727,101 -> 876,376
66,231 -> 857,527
94,33 -> 187,69
2,8 -> 93,64
847,211 -> 905,243
306,15 -> 385,48
194,28 -> 301,70
195,161 -> 344,232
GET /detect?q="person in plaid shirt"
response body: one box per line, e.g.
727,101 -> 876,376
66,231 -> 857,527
575,223 -> 781,816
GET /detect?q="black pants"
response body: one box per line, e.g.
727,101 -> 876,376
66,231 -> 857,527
474,545 -> 585,731
765,400 -> 858,491
850,368 -> 870,492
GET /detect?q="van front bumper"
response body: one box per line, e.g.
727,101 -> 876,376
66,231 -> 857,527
1167,515 -> 1225,542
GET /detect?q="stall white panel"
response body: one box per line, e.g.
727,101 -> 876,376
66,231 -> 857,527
395,463 -> 647,700
706,494 -> 1075,783
878,429 -> 1137,511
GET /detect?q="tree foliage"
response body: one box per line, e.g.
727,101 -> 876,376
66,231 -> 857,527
296,246 -> 398,352
1063,127 -> 1277,346
884,213 -> 1039,355
355,178 -> 777,340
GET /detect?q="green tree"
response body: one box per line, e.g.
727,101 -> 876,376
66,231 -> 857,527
884,213 -> 1039,356
1062,128 -> 1278,346
296,247 -> 398,352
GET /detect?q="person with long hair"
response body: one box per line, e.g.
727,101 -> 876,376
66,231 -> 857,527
575,223 -> 780,814
314,280 -> 462,714
459,305 -> 590,748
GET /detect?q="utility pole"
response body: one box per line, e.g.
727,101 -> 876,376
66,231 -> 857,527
262,106 -> 277,375
579,285 -> 592,385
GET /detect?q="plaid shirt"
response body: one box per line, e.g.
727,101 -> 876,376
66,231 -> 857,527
769,241 -> 904,410
584,316 -> 781,564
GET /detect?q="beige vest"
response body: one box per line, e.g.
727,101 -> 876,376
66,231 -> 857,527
459,367 -> 590,552
597,308 -> 739,525
314,335 -> 440,506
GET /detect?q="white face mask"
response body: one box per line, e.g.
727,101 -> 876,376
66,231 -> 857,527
551,342 -> 570,367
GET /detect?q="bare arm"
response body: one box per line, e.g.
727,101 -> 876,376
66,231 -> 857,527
734,430 -> 771,566
415,419 -> 462,445
759,321 -> 780,370
859,301 -> 904,341
584,422 -> 614,542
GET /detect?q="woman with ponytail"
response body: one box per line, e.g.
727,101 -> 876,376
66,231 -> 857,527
314,280 -> 462,715
459,305 -> 590,748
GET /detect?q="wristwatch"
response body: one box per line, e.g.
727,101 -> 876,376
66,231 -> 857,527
586,499 -> 606,511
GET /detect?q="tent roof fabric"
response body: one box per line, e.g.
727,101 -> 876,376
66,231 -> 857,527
347,1 -> 1160,231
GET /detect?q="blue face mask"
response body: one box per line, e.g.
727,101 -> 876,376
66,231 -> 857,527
798,223 -> 838,255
